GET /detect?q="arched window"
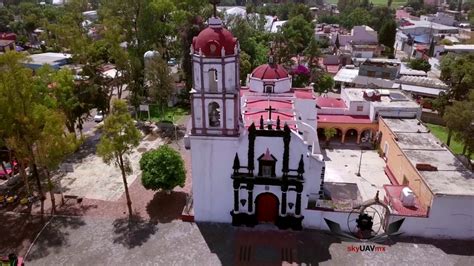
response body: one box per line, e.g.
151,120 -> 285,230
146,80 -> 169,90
208,102 -> 221,127
208,69 -> 218,93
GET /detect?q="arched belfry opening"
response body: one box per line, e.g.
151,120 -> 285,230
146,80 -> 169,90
208,102 -> 221,127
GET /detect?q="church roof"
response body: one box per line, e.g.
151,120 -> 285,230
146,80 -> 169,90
317,115 -> 373,124
251,63 -> 289,80
316,97 -> 347,108
192,21 -> 237,57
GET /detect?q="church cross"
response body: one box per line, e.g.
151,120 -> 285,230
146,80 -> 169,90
210,0 -> 220,17
265,105 -> 276,121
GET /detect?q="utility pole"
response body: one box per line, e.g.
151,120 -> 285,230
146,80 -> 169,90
356,149 -> 363,176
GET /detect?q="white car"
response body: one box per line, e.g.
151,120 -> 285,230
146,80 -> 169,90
94,111 -> 104,122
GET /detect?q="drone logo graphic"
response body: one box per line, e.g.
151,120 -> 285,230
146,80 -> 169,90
324,191 -> 405,243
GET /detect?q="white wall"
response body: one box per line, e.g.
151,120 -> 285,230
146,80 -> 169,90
352,50 -> 374,59
248,77 -> 292,93
388,195 -> 474,239
190,129 -> 324,223
303,209 -> 356,232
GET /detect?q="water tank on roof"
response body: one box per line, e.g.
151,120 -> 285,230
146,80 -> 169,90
365,89 -> 374,97
400,187 -> 416,207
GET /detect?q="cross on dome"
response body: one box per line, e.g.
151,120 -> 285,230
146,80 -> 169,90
209,0 -> 220,18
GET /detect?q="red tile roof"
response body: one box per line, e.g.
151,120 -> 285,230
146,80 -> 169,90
384,185 -> 428,217
247,99 -> 292,109
317,115 -> 373,124
316,97 -> 346,108
251,63 -> 289,80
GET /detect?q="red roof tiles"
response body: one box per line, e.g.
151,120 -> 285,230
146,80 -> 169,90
251,64 -> 289,80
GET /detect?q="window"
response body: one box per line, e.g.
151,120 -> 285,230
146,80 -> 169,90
208,69 -> 218,93
208,102 -> 221,127
356,106 -> 364,112
262,165 -> 272,176
265,85 -> 274,93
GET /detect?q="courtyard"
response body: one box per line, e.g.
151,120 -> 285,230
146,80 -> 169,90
323,146 -> 390,201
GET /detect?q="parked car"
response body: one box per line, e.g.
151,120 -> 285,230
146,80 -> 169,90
94,111 -> 104,122
0,161 -> 17,179
167,58 -> 177,66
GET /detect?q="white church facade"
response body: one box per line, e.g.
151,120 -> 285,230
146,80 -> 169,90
187,15 -> 326,230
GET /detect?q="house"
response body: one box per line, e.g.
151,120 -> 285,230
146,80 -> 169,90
380,118 -> 474,239
316,88 -> 421,144
420,12 -> 457,27
330,26 -> 378,47
358,58 -> 401,80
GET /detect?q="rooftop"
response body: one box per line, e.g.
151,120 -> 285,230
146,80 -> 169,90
25,53 -> 72,70
383,118 -> 474,197
317,115 -> 373,124
384,185 -> 428,217
316,97 -> 346,108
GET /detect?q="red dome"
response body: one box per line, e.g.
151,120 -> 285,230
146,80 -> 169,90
193,27 -> 237,57
251,64 -> 289,80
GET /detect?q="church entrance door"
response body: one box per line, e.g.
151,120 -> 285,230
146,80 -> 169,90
256,193 -> 279,224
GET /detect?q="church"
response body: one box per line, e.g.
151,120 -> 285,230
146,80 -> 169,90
187,13 -> 326,230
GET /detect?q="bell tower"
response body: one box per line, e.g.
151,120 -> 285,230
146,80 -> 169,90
189,1 -> 241,136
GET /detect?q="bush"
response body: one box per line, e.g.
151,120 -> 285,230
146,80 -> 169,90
408,58 -> 431,72
140,145 -> 186,191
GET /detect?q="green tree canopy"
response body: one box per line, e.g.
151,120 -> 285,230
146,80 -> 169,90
378,19 -> 397,55
97,99 -> 141,218
140,145 -> 186,191
443,92 -> 474,157
408,58 -> 431,72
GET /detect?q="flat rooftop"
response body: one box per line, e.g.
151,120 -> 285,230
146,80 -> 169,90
343,89 -> 420,108
383,118 -> 474,197
25,52 -> 72,69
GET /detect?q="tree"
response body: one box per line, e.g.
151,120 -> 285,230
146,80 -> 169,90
34,108 -> 78,214
440,54 -> 474,101
324,128 -> 337,146
443,92 -> 474,158
240,51 -> 252,85
279,15 -> 314,58
304,37 -> 321,69
378,19 -> 397,56
97,100 -> 141,219
408,58 -> 431,72
139,145 -> 186,192
0,52 -> 48,207
339,8 -> 372,30
313,72 -> 335,95
145,55 -> 174,117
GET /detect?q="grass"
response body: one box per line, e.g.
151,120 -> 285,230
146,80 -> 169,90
426,123 -> 473,160
139,105 -> 189,123
325,0 -> 406,7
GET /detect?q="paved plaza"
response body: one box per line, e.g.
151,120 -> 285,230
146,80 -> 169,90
59,131 -> 164,201
2,213 -> 468,266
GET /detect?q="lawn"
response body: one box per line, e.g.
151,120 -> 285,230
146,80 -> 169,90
426,123 -> 473,159
139,105 -> 190,123
325,0 -> 406,7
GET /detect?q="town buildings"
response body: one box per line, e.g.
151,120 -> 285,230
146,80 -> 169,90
185,9 -> 472,240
